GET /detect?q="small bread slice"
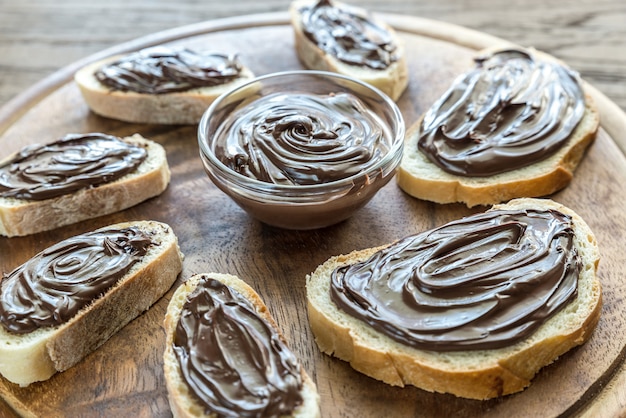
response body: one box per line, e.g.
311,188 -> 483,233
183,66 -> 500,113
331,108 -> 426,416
397,98 -> 599,207
0,134 -> 170,237
164,273 -> 320,417
306,198 -> 601,399
74,56 -> 255,125
289,0 -> 408,101
0,220 -> 183,386
397,53 -> 600,208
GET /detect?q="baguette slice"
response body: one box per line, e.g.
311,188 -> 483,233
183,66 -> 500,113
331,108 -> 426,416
0,133 -> 170,237
289,0 -> 408,101
306,198 -> 601,399
75,55 -> 255,125
0,220 -> 184,386
164,273 -> 320,418
397,50 -> 600,208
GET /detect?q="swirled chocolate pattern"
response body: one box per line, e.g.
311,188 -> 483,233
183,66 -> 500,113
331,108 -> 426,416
0,133 -> 147,201
0,226 -> 153,334
95,47 -> 243,94
330,208 -> 581,351
214,92 -> 391,185
299,0 -> 398,70
418,48 -> 586,176
173,276 -> 303,417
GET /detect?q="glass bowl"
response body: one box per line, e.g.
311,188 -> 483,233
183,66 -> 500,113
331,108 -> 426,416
198,70 -> 405,230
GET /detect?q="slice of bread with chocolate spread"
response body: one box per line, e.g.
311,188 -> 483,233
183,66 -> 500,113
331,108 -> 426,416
74,47 -> 255,124
0,220 -> 183,387
0,133 -> 170,237
290,0 -> 408,101
306,198 -> 601,399
397,47 -> 600,207
164,273 -> 320,417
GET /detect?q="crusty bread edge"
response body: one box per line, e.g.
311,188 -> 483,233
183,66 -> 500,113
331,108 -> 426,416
397,80 -> 600,208
306,198 -> 602,399
74,57 -> 255,124
0,220 -> 184,387
163,273 -> 320,418
289,0 -> 409,101
0,134 -> 170,237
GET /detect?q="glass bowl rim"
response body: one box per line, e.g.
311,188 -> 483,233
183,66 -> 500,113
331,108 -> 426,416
197,69 -> 405,196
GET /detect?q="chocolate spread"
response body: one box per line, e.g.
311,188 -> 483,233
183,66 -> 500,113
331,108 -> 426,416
213,92 -> 391,185
0,226 -> 154,334
299,0 -> 398,70
330,208 -> 581,351
173,276 -> 303,417
0,133 -> 147,201
95,47 -> 243,94
418,48 -> 586,176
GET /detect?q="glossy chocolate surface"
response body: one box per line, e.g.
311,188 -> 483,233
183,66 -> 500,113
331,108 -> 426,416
299,0 -> 398,70
331,208 -> 581,351
0,133 -> 146,201
95,47 -> 243,94
418,48 -> 586,176
173,276 -> 304,417
213,91 -> 391,185
0,226 -> 153,334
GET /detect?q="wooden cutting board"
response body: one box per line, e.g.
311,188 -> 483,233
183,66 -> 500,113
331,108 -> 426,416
0,12 -> 625,418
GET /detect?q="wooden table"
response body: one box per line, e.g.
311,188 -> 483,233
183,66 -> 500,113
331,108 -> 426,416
1,1 -> 625,417
1,0 -> 624,112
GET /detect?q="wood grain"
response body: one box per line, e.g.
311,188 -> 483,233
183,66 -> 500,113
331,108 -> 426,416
0,0 -> 624,114
0,14 -> 625,417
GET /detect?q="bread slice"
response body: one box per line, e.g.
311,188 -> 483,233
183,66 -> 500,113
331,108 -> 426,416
306,198 -> 601,399
164,273 -> 320,417
0,133 -> 170,237
397,51 -> 600,208
289,0 -> 408,101
74,54 -> 255,125
0,220 -> 184,387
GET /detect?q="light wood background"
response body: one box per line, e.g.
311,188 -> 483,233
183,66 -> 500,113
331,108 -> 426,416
0,1 -> 625,417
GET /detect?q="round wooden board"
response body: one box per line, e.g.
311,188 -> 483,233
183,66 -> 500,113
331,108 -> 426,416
1,12 -> 625,418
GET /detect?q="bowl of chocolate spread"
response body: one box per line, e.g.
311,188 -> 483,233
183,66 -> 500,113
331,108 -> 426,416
198,70 -> 404,229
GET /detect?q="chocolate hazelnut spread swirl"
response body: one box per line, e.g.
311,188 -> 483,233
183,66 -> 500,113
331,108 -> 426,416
418,48 -> 586,176
173,276 -> 303,417
214,92 -> 391,185
0,133 -> 147,201
330,208 -> 581,351
0,226 -> 153,334
299,0 -> 399,70
95,47 -> 243,94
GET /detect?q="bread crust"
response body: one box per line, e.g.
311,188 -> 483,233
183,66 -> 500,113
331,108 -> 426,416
163,273 -> 320,418
0,220 -> 184,387
306,198 -> 602,399
289,0 -> 409,101
0,134 -> 170,237
397,55 -> 600,207
74,57 -> 255,124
